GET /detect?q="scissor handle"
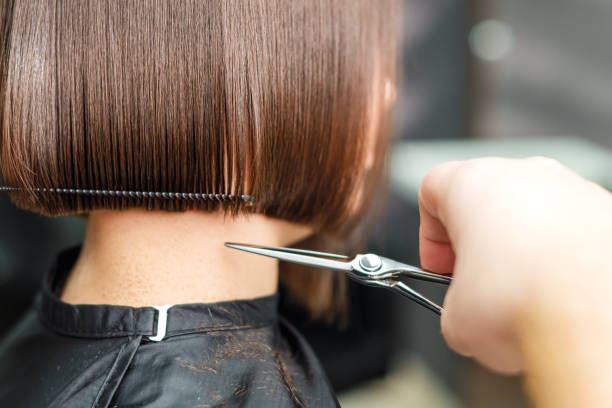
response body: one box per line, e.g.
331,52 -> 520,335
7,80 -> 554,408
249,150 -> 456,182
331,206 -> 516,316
366,278 -> 444,315
352,255 -> 452,285
392,281 -> 444,315
396,266 -> 452,285
355,256 -> 450,316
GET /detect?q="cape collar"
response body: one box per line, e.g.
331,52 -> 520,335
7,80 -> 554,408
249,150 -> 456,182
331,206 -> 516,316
36,247 -> 278,340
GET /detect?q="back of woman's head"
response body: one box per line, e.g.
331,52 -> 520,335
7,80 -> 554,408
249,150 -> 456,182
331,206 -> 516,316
0,0 -> 399,234
0,1 -> 399,318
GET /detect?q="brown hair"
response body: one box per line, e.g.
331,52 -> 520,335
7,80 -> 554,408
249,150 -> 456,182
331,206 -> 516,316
0,0 -> 399,316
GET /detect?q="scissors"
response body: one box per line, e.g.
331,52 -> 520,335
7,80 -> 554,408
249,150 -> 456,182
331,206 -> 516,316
225,243 -> 452,316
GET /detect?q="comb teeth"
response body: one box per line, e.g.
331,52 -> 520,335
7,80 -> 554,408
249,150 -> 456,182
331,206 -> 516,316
0,186 -> 255,203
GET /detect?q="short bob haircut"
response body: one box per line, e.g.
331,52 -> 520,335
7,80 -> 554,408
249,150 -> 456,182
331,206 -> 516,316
0,0 -> 399,316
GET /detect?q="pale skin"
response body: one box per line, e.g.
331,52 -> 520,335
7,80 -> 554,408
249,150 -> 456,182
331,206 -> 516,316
62,211 -> 312,306
419,157 -> 612,407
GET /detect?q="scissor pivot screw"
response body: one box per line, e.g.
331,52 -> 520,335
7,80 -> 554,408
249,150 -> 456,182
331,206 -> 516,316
359,254 -> 382,272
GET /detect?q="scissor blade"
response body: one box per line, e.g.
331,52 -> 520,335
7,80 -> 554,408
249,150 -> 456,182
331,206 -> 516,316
225,243 -> 354,272
249,245 -> 350,259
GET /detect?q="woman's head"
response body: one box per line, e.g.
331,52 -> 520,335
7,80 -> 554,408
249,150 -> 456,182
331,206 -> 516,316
0,0 -> 399,235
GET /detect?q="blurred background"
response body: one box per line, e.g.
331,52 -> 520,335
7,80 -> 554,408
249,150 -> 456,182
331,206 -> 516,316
2,0 -> 612,407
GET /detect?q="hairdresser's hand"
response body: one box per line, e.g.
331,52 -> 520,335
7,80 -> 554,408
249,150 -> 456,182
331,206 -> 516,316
418,157 -> 612,407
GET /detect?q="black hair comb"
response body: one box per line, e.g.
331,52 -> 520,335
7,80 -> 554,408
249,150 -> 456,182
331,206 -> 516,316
0,186 -> 255,203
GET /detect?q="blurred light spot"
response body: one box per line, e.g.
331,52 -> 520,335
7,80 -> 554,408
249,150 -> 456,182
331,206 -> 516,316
469,19 -> 515,62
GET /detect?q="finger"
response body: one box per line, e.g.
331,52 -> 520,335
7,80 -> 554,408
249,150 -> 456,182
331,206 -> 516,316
418,161 -> 463,274
418,161 -> 464,237
419,224 -> 455,275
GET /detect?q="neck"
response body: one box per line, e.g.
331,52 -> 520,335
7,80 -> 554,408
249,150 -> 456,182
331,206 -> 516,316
61,209 -> 311,307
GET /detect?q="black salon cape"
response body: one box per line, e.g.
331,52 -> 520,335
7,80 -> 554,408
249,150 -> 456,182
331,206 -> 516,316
0,248 -> 339,407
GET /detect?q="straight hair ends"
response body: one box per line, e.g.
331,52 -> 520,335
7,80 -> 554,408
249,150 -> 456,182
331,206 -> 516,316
0,0 -> 399,318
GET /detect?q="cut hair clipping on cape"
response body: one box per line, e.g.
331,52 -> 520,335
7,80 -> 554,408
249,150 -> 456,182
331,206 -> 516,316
0,186 -> 255,204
